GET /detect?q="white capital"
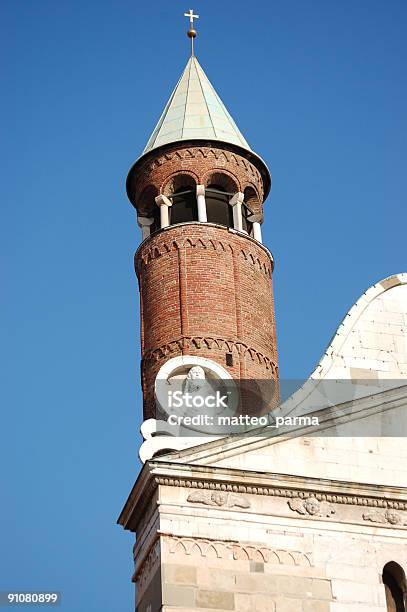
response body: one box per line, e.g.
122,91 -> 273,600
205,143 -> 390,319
137,216 -> 154,227
229,192 -> 244,207
137,215 -> 154,240
155,194 -> 173,207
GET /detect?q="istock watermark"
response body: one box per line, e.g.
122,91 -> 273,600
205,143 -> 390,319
168,390 -> 229,410
269,416 -> 320,428
154,376 -> 407,437
168,414 -> 270,427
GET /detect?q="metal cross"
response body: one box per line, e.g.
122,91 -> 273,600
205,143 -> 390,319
184,9 -> 199,56
184,9 -> 199,28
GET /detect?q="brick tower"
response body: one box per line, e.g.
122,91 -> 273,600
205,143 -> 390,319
126,47 -> 278,423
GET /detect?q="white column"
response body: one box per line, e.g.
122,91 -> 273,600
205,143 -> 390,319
155,195 -> 172,228
230,192 -> 244,231
252,221 -> 262,243
196,184 -> 207,222
137,216 -> 154,240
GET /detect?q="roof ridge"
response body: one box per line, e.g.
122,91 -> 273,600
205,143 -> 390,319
193,57 -> 219,140
180,56 -> 193,141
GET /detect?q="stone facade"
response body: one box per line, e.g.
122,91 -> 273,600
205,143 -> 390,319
119,275 -> 407,611
119,436 -> 407,611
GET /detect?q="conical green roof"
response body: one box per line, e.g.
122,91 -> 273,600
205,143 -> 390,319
143,56 -> 251,154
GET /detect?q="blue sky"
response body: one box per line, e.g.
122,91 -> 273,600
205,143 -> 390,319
1,1 -> 406,610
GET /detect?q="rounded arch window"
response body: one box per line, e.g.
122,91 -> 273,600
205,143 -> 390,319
163,173 -> 196,197
205,172 -> 238,194
139,185 -> 160,233
205,184 -> 234,228
243,186 -> 260,210
170,186 -> 198,224
383,562 -> 406,612
163,174 -> 198,226
243,187 -> 261,235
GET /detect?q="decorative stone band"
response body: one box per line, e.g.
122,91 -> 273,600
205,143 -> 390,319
117,464 -> 407,534
154,476 -> 407,513
142,335 -> 278,374
362,509 -> 407,526
132,532 -> 313,601
163,533 -> 312,567
135,228 -> 274,277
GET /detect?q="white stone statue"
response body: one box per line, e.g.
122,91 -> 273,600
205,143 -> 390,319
182,365 -> 217,417
183,365 -> 206,394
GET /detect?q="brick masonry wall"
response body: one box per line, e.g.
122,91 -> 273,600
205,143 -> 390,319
136,223 -> 278,419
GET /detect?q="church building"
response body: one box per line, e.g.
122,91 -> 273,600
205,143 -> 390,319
118,12 -> 407,612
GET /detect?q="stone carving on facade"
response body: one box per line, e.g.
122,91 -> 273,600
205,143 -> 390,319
187,489 -> 250,509
287,496 -> 335,518
362,509 -> 407,526
154,476 -> 407,512
165,535 -> 312,567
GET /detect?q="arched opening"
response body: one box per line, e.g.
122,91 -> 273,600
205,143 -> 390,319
138,185 -> 160,233
243,186 -> 261,236
205,172 -> 238,194
170,186 -> 198,224
162,174 -> 198,226
205,184 -> 234,228
163,173 -> 196,196
383,562 -> 406,612
243,186 -> 260,211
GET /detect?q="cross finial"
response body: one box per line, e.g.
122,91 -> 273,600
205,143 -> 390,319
184,9 -> 199,56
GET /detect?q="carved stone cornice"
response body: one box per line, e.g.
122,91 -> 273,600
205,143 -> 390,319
118,460 -> 407,533
117,462 -> 157,531
153,474 -> 407,511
